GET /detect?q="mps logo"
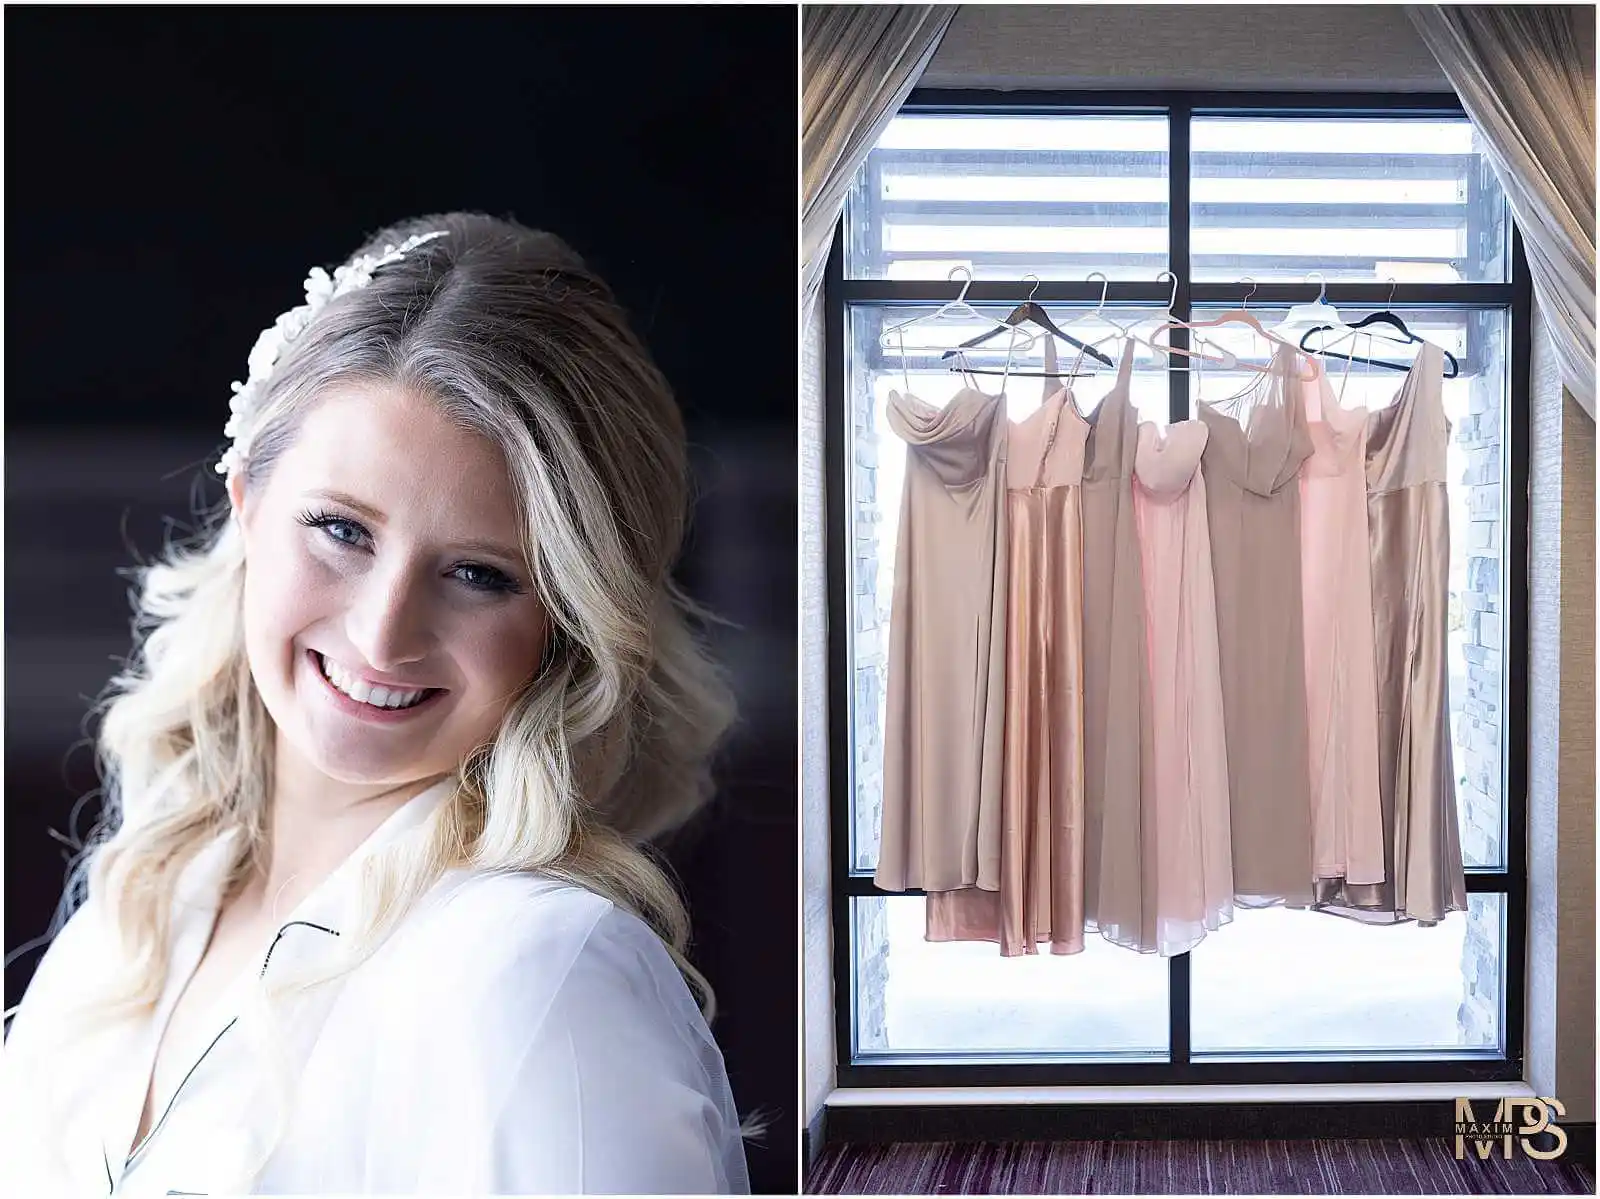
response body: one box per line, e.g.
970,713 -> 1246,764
1454,1097 -> 1567,1160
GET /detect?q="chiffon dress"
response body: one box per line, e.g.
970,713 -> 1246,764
875,377 -> 1008,894
927,339 -> 1090,955
1132,417 -> 1236,955
1197,341 -> 1317,908
1298,360 -> 1388,895
1078,340 -> 1160,952
1314,340 -> 1469,925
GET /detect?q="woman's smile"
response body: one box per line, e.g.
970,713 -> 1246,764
305,649 -> 448,723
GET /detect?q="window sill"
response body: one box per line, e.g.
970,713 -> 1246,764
827,1079 -> 1539,1106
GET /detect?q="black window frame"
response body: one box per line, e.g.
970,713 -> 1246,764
824,88 -> 1531,1090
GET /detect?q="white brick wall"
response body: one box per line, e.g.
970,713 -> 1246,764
1456,317 -> 1507,1048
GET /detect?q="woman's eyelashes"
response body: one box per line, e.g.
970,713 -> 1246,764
297,508 -> 370,549
449,562 -> 523,595
294,509 -> 526,596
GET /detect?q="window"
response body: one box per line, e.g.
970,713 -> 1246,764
826,95 -> 1527,1085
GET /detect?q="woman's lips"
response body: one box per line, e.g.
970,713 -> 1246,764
307,649 -> 446,725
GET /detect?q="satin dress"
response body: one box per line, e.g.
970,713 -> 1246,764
876,386 -> 1008,894
927,345 -> 1091,956
1133,418 -> 1236,956
1314,341 -> 1468,925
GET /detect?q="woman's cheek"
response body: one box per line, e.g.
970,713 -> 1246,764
254,542 -> 345,651
457,612 -> 548,710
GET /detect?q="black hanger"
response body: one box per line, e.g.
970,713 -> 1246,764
1300,310 -> 1459,379
940,280 -> 1115,369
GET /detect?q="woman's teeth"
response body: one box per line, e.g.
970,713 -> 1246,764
317,653 -> 430,710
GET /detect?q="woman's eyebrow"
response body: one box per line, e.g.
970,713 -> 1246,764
309,490 -> 525,563
314,489 -> 387,525
449,535 -> 528,564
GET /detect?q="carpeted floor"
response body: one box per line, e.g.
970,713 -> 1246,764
806,1139 -> 1598,1194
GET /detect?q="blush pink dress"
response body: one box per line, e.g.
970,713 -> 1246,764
1133,419 -> 1236,956
927,343 -> 1091,956
1298,363 -> 1387,893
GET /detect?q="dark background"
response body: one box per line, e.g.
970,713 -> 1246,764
5,9 -> 798,1192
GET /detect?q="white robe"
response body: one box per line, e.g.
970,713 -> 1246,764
0,778 -> 750,1195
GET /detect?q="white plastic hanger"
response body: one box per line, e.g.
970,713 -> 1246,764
878,264 -> 1043,353
1068,270 -> 1236,372
1276,271 -> 1344,332
879,265 -> 1043,393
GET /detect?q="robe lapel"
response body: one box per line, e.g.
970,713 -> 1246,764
108,776 -> 459,1192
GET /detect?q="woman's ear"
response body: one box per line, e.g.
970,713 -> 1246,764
227,470 -> 248,524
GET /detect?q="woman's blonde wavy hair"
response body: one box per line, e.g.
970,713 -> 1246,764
21,212 -> 739,1186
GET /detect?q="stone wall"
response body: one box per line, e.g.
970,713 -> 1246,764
1454,310 -> 1506,1048
853,333 -> 891,1050
1453,141 -> 1513,1049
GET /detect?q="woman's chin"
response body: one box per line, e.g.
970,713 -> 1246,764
275,727 -> 445,794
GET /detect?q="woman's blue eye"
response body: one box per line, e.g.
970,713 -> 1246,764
324,520 -> 365,546
453,563 -> 520,594
296,509 -> 370,549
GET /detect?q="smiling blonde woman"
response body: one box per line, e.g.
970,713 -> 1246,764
0,214 -> 750,1195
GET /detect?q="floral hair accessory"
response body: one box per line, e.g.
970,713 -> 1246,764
216,229 -> 449,480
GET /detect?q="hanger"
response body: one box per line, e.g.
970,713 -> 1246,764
1148,280 -> 1320,381
1068,270 -> 1230,374
941,274 -> 1116,369
879,265 -> 1046,391
1083,269 -> 1140,345
1057,270 -> 1112,339
879,265 -> 1044,354
1299,278 -> 1460,379
1276,271 -> 1344,331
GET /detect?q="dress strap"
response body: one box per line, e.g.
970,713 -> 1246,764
1416,340 -> 1451,440
1043,333 -> 1095,386
954,348 -> 978,391
1031,335 -> 1092,490
999,326 -> 1020,391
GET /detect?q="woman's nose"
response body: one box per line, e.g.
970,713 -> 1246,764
345,563 -> 434,671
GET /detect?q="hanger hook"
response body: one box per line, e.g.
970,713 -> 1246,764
1305,270 -> 1328,305
1023,273 -> 1042,303
1386,276 -> 1398,308
947,264 -> 975,307
1157,269 -> 1179,315
1085,270 -> 1110,315
1240,276 -> 1258,311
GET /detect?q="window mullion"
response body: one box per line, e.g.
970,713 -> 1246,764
1169,102 -> 1192,426
1167,103 -> 1195,1070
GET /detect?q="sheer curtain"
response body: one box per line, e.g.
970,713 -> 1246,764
802,5 -> 956,314
1407,4 -> 1597,420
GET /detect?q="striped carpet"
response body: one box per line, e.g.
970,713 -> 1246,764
806,1139 -> 1598,1194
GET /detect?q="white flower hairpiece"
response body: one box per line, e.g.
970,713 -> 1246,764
216,229 -> 449,480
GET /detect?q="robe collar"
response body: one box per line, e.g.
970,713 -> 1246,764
101,775 -> 459,1192
170,773 -> 458,957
